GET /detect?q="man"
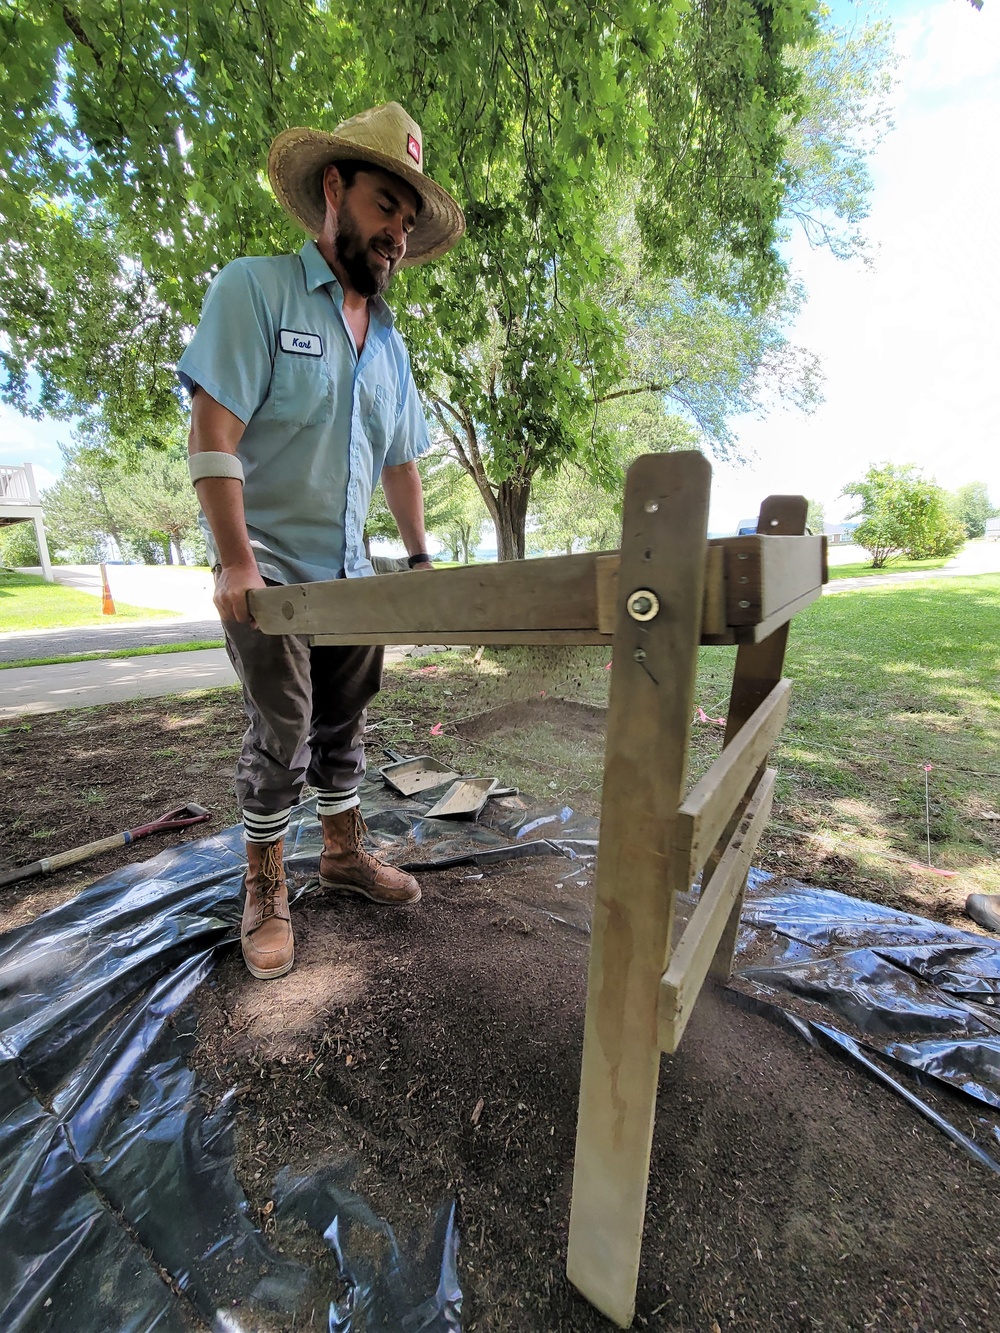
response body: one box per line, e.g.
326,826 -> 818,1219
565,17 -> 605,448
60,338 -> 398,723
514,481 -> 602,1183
178,103 -> 464,981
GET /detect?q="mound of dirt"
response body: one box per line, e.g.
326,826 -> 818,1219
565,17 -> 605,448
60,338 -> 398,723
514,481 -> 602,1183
453,696 -> 608,741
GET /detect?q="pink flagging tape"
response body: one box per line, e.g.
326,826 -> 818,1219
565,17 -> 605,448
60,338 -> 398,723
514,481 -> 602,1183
696,707 -> 726,727
907,863 -> 958,878
430,722 -> 443,736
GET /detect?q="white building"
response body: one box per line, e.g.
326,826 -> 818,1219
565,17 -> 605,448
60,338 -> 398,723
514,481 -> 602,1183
0,463 -> 54,580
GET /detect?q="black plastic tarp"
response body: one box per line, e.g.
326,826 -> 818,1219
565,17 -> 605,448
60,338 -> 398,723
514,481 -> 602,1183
2,787 -> 1000,1328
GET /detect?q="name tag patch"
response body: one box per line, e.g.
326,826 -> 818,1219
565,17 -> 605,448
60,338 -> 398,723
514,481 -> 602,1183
279,329 -> 323,357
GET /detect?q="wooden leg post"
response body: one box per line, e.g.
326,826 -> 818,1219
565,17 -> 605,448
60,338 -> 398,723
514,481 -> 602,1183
708,494 -> 807,985
567,453 -> 711,1327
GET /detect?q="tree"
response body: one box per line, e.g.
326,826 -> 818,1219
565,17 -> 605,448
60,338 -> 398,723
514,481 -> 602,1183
42,436 -> 133,563
527,401 -> 698,555
428,238 -> 823,558
111,446 -> 204,564
842,464 -> 965,568
781,12 -> 896,264
949,481 -> 997,539
0,519 -> 41,568
41,430 -> 203,563
806,499 -> 825,535
0,2 -> 891,557
420,458 -> 488,563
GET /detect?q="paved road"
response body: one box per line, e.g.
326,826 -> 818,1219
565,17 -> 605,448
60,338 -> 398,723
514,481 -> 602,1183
0,616 -> 224,664
0,648 -> 238,719
2,563 -> 224,664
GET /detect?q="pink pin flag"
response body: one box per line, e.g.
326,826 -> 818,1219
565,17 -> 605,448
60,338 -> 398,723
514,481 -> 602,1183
924,763 -> 933,772
907,863 -> 958,878
697,707 -> 727,727
605,661 -> 612,670
419,665 -> 438,674
430,722 -> 443,736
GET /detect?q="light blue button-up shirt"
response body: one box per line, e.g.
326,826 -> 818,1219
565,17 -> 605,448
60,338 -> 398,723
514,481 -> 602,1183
177,240 -> 431,585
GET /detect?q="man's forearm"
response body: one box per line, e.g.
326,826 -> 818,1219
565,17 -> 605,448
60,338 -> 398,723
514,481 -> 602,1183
188,386 -> 264,622
188,388 -> 257,570
193,476 -> 257,571
381,460 -> 429,556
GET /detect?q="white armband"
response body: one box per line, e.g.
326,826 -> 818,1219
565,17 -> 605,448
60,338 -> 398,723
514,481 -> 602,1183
188,452 -> 245,485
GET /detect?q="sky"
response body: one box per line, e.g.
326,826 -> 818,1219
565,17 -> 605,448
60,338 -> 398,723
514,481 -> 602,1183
1,0 -> 997,534
709,0 -> 1000,530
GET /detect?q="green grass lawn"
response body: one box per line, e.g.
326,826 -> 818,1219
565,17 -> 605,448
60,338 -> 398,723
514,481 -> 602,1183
377,572 -> 1000,920
0,569 -> 176,631
1,641 -> 225,670
827,555 -> 951,579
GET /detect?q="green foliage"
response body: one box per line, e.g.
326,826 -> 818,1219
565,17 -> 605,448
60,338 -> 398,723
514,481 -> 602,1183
949,481 -> 998,540
0,519 -> 41,567
782,9 -> 897,262
528,401 -> 698,553
0,1 -> 892,559
40,430 -> 203,563
420,457 -> 488,562
842,463 -> 965,568
805,498 -> 825,535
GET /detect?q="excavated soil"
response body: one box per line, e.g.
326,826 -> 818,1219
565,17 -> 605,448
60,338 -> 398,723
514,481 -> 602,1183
189,854 -> 1000,1331
2,686 -> 999,1329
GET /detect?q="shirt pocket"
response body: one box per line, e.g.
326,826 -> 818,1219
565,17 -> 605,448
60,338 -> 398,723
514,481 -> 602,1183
362,382 -> 400,451
269,353 -> 333,426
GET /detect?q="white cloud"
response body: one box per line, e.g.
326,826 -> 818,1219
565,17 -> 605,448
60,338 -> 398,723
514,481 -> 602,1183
708,0 -> 1000,532
0,403 -> 70,475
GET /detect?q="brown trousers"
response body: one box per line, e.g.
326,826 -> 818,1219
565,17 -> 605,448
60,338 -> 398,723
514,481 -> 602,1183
222,606 -> 383,819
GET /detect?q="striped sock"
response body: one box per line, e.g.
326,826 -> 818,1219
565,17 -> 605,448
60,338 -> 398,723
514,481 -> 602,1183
315,787 -> 360,817
243,807 -> 292,845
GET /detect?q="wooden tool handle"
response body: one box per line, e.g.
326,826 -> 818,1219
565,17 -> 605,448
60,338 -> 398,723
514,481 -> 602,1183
0,832 -> 127,888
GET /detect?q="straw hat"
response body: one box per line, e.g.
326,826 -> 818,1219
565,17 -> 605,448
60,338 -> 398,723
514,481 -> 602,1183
267,102 -> 465,265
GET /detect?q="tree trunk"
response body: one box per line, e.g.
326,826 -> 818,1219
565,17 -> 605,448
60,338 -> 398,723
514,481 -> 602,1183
495,479 -> 532,561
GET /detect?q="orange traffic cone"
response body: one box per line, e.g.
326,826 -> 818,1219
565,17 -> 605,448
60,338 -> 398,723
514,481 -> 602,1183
100,561 -> 116,615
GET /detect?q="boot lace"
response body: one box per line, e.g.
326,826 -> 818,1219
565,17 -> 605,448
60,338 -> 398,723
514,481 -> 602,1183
352,809 -> 384,875
255,843 -> 285,920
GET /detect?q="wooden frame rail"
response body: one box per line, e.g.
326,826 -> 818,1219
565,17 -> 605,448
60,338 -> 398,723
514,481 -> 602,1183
248,451 -> 823,1329
250,535 -> 824,647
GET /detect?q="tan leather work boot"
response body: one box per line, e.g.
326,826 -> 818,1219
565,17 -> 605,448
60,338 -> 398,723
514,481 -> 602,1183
319,808 -> 421,905
241,840 -> 295,978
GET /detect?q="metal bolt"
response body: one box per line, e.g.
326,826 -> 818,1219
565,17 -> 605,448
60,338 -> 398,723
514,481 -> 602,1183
738,599 -> 751,609
644,500 -> 659,513
282,601 -> 295,621
626,589 -> 660,622
633,648 -> 646,663
737,552 -> 749,561
739,575 -> 748,583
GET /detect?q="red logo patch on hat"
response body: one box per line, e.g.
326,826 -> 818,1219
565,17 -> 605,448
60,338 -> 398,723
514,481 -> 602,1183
406,134 -> 421,165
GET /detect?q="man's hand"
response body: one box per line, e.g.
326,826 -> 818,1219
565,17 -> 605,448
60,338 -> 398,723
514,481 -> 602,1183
214,560 -> 266,625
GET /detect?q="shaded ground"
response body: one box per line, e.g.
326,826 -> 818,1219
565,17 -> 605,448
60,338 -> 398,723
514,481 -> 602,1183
2,679 -> 999,1329
190,858 -> 1000,1331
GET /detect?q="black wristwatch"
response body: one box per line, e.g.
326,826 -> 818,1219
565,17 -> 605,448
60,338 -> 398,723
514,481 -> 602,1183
407,552 -> 433,568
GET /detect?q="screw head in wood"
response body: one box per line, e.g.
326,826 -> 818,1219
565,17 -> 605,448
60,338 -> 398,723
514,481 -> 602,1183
282,601 -> 295,621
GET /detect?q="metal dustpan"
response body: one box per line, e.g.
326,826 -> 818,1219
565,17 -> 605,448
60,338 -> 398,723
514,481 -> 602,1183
423,777 -> 516,820
379,754 -> 461,797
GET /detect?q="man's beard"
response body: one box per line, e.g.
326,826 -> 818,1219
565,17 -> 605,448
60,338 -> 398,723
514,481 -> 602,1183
334,201 -> 397,298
